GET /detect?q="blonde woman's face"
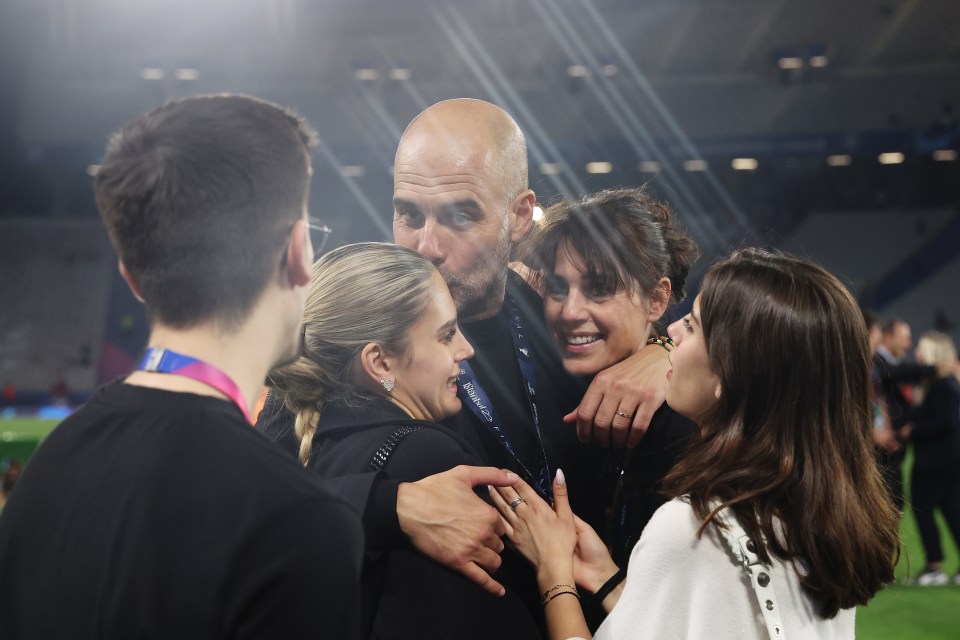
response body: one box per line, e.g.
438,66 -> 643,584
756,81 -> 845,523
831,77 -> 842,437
390,272 -> 475,422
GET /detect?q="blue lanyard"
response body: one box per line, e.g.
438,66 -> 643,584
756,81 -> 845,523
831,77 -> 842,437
137,348 -> 251,423
458,296 -> 553,501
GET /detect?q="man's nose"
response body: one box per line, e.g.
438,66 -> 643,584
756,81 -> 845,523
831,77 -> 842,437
417,220 -> 445,264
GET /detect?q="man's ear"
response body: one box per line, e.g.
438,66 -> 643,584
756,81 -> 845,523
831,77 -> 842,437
647,278 -> 672,323
509,189 -> 536,243
359,343 -> 395,387
118,260 -> 145,303
284,218 -> 313,288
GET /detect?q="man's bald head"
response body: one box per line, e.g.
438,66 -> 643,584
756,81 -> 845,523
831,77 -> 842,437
397,99 -> 528,207
392,99 -> 537,321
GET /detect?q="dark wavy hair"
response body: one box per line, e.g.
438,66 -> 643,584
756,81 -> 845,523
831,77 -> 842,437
663,248 -> 900,618
517,187 -> 698,323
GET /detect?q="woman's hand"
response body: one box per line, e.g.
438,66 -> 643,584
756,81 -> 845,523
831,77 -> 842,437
572,515 -> 619,594
489,471 -> 577,581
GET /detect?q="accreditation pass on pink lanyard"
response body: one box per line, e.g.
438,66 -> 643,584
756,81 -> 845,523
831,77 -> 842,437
138,347 -> 252,423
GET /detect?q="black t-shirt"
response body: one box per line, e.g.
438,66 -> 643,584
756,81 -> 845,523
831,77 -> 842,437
448,271 -> 607,530
0,382 -> 364,640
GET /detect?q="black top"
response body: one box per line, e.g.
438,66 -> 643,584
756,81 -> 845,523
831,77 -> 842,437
604,406 -> 697,567
309,397 -> 541,639
449,270 -> 607,530
0,382 -> 364,640
907,375 -> 960,472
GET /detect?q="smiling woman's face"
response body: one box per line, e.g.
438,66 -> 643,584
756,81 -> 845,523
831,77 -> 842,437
543,244 -> 655,376
389,271 -> 475,422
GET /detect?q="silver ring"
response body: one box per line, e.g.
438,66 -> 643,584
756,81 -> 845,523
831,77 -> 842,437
616,410 -> 632,419
509,498 -> 525,512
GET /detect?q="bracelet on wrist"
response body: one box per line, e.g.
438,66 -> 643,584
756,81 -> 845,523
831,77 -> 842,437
592,567 -> 626,604
542,589 -> 580,607
646,336 -> 675,352
540,583 -> 576,605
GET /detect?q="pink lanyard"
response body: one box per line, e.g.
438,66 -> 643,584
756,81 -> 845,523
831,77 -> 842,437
138,347 -> 251,423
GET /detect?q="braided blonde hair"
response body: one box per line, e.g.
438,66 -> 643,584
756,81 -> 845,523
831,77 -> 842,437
269,242 -> 437,464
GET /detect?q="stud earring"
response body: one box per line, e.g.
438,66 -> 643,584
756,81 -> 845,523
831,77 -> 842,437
380,378 -> 395,392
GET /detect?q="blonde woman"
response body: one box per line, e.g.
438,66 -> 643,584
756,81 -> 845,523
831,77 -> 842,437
268,242 -> 540,639
904,331 -> 960,586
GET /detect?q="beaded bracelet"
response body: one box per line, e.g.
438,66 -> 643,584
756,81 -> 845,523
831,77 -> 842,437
646,335 -> 675,352
542,590 -> 580,607
540,583 -> 576,606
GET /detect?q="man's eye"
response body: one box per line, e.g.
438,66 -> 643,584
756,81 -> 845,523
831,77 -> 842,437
451,211 -> 472,226
396,210 -> 423,226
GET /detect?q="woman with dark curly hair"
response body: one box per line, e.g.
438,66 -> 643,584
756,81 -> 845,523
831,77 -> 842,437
515,187 -> 700,568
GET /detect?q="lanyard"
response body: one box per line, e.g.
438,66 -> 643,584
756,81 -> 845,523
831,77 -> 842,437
137,347 -> 251,424
458,296 -> 553,501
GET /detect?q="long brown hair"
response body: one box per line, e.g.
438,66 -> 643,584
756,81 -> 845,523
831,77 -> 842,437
663,248 -> 899,618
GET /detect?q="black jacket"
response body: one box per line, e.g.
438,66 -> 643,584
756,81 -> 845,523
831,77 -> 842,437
908,375 -> 960,473
310,397 -> 541,640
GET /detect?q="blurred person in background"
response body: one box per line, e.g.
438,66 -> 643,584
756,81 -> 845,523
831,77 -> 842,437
270,241 -> 541,639
489,249 -> 899,640
901,331 -> 960,586
862,310 -> 902,459
874,318 -> 935,510
0,94 -> 364,639
0,459 -> 21,509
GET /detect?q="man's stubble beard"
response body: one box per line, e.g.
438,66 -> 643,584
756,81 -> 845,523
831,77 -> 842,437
446,219 -> 513,322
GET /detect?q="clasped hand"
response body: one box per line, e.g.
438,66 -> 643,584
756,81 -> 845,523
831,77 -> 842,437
488,472 -> 619,594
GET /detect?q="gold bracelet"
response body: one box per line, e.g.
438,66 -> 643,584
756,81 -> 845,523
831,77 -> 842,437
539,583 -> 576,605
646,336 -> 675,352
543,590 -> 580,607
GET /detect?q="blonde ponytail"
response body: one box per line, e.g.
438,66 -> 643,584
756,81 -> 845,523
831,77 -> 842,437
268,242 -> 437,465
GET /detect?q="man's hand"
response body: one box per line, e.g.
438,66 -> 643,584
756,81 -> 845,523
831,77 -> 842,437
565,343 -> 670,448
397,465 -> 518,597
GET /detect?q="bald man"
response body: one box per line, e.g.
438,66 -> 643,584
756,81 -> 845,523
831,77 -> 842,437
257,99 -> 670,606
393,99 -> 531,321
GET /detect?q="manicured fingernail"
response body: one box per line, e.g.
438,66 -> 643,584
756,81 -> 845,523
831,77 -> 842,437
505,472 -> 518,482
555,468 -> 566,486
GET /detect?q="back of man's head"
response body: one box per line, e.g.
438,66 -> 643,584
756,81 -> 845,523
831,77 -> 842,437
94,94 -> 316,330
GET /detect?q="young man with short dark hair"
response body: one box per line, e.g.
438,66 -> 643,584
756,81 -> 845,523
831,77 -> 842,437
0,94 -> 363,639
